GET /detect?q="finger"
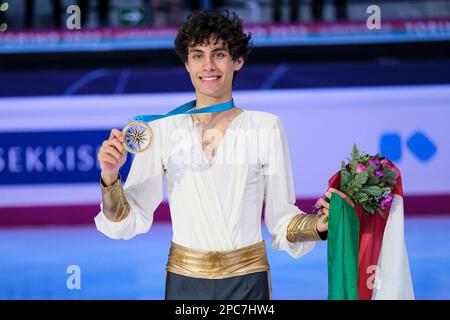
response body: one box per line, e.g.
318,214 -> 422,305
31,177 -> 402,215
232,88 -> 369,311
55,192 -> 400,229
102,146 -> 122,162
108,138 -> 126,155
99,153 -> 118,165
109,128 -> 124,142
319,198 -> 329,209
335,193 -> 355,208
315,197 -> 324,207
345,198 -> 355,208
104,139 -> 126,156
329,188 -> 355,208
318,206 -> 328,216
329,188 -> 347,199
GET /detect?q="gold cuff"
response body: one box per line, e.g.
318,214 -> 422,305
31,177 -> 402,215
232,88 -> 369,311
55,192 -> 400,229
100,174 -> 130,222
286,214 -> 326,242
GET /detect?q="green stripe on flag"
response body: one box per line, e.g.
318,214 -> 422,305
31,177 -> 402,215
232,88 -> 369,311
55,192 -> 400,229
327,193 -> 360,300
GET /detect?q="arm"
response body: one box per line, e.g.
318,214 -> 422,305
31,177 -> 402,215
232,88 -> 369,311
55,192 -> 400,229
100,173 -> 130,222
95,123 -> 164,240
263,116 -> 324,259
286,213 -> 327,242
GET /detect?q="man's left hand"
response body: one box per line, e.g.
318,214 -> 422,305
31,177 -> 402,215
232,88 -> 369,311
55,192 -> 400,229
315,188 -> 355,233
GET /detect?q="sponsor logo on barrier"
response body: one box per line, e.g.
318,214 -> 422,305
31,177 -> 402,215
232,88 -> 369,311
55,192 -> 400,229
0,130 -> 131,185
380,131 -> 437,162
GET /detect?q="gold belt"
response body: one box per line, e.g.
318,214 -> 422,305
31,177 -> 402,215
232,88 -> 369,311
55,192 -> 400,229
166,240 -> 270,279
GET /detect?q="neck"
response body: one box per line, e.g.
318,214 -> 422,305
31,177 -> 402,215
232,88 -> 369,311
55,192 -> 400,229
195,93 -> 233,110
193,92 -> 233,124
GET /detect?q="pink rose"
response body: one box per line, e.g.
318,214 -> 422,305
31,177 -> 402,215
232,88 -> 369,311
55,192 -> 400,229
356,164 -> 367,173
380,158 -> 389,166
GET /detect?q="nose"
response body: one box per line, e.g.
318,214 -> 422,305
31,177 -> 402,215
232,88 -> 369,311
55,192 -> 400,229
202,55 -> 216,72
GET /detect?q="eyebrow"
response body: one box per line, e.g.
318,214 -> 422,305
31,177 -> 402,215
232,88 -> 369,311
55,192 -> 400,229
189,47 -> 227,54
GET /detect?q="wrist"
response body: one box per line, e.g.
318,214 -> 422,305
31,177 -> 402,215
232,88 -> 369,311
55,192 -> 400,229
316,215 -> 328,233
101,171 -> 119,187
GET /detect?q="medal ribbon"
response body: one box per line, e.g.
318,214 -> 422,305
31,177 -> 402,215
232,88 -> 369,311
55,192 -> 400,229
132,99 -> 235,122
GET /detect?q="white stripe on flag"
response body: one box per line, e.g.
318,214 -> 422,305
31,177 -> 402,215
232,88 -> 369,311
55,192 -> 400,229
372,194 -> 415,300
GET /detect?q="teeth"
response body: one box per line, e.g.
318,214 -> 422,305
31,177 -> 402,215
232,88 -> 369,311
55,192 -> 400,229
202,77 -> 219,81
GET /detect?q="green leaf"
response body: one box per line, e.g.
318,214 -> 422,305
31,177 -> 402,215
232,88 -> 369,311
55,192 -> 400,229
355,170 -> 369,186
362,185 -> 383,197
361,202 -> 374,214
352,143 -> 360,160
341,163 -> 351,188
358,193 -> 369,203
349,160 -> 359,173
367,174 -> 377,185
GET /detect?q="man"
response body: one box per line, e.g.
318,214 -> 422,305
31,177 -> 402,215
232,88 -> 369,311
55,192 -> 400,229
95,10 -> 353,300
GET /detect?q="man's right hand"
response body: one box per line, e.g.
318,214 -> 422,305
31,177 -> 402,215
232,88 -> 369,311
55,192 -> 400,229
98,128 -> 128,186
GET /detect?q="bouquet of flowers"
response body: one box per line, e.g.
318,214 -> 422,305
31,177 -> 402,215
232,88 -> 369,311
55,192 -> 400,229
318,144 -> 400,222
339,144 -> 399,216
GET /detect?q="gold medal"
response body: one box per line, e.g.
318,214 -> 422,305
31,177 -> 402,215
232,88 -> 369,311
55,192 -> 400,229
122,121 -> 152,154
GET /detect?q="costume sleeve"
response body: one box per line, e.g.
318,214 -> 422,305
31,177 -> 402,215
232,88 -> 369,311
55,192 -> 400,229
263,116 -> 323,259
94,121 -> 164,240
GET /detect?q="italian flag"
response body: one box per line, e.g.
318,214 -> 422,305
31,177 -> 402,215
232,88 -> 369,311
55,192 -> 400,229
327,161 -> 414,300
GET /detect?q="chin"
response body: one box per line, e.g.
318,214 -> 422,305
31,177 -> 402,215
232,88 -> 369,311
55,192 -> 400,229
198,89 -> 224,99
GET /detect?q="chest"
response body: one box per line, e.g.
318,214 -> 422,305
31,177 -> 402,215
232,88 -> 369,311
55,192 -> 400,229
193,116 -> 239,160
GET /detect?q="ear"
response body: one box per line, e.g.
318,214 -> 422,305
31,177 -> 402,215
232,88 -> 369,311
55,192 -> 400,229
234,57 -> 244,71
185,61 -> 190,73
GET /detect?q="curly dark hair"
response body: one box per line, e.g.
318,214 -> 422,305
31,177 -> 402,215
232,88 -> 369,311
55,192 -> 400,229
174,10 -> 253,85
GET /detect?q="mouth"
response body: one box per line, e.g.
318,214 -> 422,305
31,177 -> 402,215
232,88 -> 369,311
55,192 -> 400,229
199,75 -> 222,83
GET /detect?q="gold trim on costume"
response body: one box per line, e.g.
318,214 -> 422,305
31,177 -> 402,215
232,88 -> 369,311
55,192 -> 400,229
286,214 -> 327,242
166,241 -> 270,280
100,174 -> 130,222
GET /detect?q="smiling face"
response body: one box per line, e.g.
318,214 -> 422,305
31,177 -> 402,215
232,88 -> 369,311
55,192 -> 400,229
185,38 -> 244,104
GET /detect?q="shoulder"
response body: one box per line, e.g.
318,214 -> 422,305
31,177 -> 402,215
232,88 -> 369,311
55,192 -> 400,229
148,114 -> 187,132
244,110 -> 281,129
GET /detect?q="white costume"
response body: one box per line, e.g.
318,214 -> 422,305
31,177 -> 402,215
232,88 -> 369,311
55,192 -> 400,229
95,110 -> 316,259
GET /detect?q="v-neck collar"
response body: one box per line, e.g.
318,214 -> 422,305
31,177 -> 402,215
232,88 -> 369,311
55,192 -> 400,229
187,110 -> 246,169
